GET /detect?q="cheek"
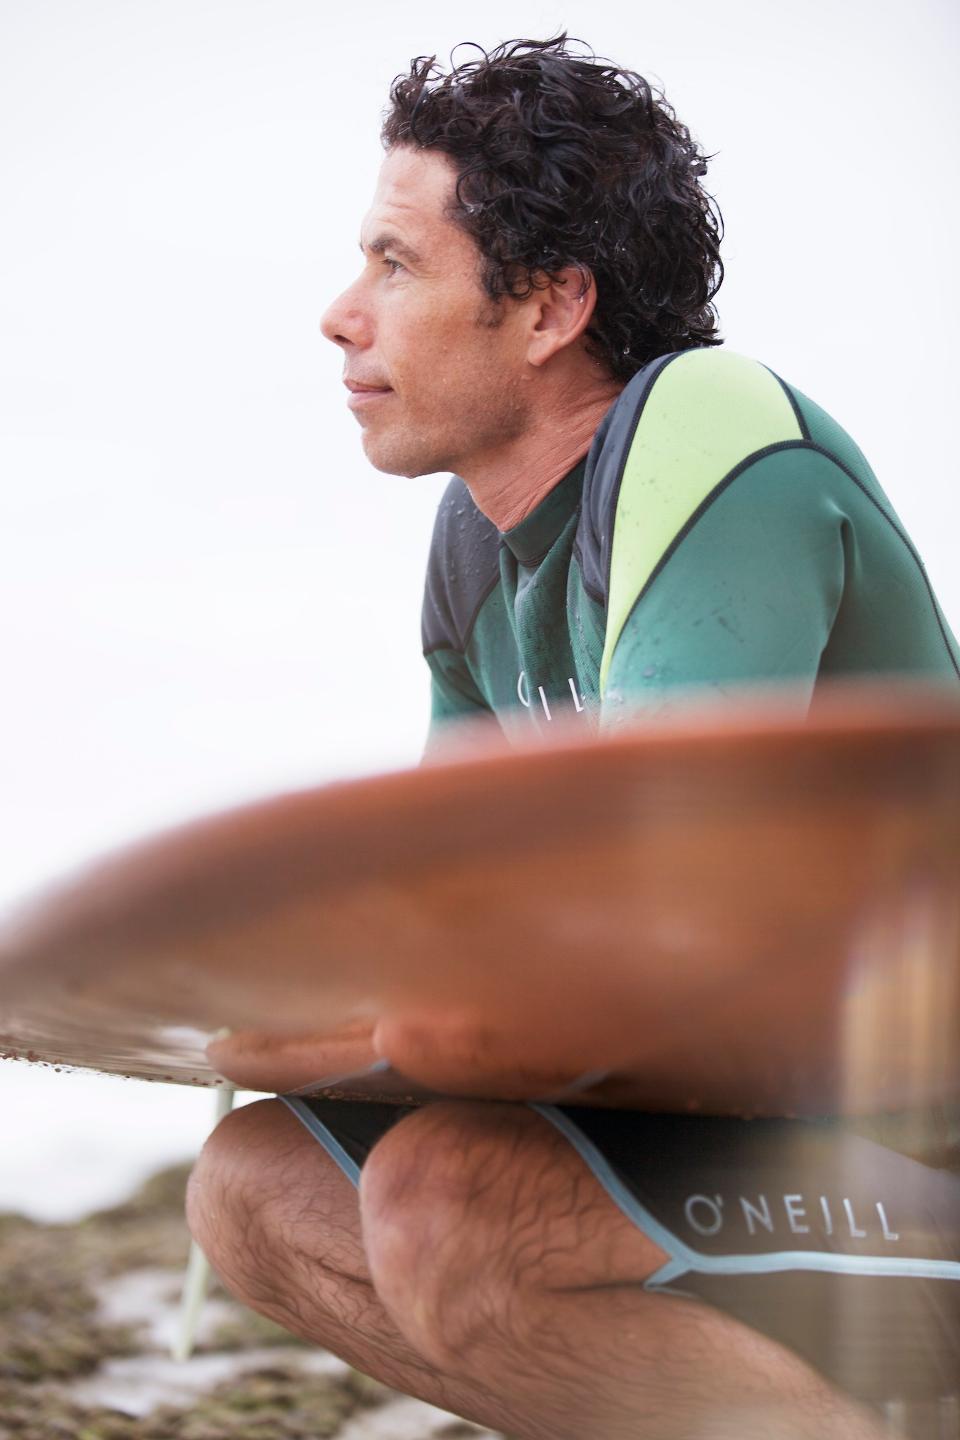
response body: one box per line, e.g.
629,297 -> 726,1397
398,329 -> 472,409
388,287 -> 524,420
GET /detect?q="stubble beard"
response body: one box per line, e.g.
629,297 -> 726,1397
360,383 -> 532,480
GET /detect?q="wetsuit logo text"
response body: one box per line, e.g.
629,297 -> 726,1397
517,670 -> 588,720
682,1192 -> 901,1244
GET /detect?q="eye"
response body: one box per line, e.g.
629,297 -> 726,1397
382,255 -> 405,276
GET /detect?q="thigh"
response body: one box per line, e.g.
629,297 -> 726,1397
356,1098 -> 669,1298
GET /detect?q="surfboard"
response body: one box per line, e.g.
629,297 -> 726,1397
1,681 -> 958,1118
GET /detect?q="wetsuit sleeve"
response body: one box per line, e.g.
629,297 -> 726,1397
600,445 -> 847,724
420,476 -> 499,760
421,647 -> 490,760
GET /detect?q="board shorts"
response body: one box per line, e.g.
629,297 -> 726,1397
279,1095 -> 960,1436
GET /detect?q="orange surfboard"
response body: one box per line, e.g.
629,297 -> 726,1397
1,681 -> 958,1119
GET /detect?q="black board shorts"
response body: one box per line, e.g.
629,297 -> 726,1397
279,1095 -> 960,1433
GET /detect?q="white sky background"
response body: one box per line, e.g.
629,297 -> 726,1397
1,0 -> 957,1218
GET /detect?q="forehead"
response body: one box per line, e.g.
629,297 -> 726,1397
361,146 -> 462,252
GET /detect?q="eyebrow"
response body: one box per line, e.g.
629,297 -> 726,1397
360,233 -> 424,267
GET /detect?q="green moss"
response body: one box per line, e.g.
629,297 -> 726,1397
0,1218 -> 143,1381
0,1164 -> 195,1387
141,1365 -> 375,1438
0,1363 -> 385,1438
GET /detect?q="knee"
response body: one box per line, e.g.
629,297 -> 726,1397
185,1096 -> 329,1304
359,1101 -> 565,1369
186,1098 -> 282,1273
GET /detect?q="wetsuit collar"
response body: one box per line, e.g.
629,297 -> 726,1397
499,456 -> 587,566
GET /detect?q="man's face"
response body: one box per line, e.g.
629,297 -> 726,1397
321,146 -> 533,478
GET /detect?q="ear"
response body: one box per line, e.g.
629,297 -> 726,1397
525,266 -> 597,367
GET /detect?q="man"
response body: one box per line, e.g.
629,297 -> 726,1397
187,38 -> 960,1438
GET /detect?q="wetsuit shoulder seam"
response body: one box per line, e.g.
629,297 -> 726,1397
423,568 -> 503,659
760,364 -> 811,440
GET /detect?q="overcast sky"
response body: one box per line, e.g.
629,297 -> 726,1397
1,0 -> 957,1215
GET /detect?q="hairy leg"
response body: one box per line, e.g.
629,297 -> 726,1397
187,1097 -> 884,1439
360,1101 -> 885,1440
185,1097 -> 471,1409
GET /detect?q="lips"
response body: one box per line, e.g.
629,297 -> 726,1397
345,379 -> 392,395
345,378 -> 393,416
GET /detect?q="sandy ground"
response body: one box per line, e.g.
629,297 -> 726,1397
0,1161 -> 506,1439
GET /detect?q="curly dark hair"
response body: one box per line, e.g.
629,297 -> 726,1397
381,35 -> 724,382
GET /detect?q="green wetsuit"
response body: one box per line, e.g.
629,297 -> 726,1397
421,347 -> 960,747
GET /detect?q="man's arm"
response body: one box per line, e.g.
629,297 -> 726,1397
421,646 -> 491,760
595,354 -> 959,726
598,434 -> 960,725
600,444 -> 847,724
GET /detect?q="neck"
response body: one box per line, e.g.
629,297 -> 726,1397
458,373 -> 623,532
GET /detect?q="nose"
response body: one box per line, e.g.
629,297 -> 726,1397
320,277 -> 370,351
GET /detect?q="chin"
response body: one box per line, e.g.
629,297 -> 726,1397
361,431 -> 448,479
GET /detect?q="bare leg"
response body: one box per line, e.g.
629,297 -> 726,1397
185,1096 -> 471,1412
187,1098 -> 885,1439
